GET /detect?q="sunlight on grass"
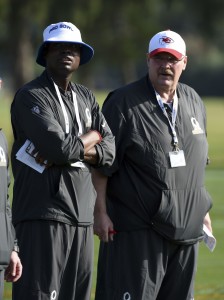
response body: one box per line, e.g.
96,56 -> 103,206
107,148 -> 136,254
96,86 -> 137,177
1,93 -> 224,300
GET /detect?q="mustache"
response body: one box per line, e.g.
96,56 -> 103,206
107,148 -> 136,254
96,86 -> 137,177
159,69 -> 173,76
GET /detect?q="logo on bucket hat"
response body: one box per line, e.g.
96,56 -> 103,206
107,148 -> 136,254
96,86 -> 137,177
36,21 -> 94,67
148,30 -> 186,59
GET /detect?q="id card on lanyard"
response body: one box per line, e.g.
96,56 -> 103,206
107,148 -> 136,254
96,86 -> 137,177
53,81 -> 86,168
155,90 -> 186,168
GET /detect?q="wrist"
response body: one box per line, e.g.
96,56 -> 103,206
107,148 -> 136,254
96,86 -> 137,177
91,130 -> 102,144
94,207 -> 107,215
13,245 -> 19,253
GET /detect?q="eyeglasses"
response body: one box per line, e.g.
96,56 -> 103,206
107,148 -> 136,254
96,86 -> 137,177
151,55 -> 185,65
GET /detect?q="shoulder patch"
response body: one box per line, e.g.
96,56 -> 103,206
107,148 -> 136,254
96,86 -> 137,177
31,105 -> 40,114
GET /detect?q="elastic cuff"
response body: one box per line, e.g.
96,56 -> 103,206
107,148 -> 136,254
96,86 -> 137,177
13,245 -> 19,253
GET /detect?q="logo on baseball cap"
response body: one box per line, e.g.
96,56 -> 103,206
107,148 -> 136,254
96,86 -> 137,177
148,30 -> 186,59
36,21 -> 94,67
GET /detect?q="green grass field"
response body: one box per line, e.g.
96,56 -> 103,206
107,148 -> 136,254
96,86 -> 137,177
1,91 -> 224,300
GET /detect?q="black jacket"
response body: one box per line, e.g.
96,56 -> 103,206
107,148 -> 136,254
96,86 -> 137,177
0,130 -> 15,269
11,71 -> 115,226
100,75 -> 212,244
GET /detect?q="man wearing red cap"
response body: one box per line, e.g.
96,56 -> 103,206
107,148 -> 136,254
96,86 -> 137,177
93,30 -> 213,300
10,21 -> 115,300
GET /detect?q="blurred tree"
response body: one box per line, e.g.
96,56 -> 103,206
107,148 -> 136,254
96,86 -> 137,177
1,0 -> 224,95
89,0 -> 160,85
6,0 -> 47,92
4,0 -> 102,92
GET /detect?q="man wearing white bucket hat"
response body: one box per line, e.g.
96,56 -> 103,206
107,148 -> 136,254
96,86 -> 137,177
93,30 -> 213,300
36,22 -> 94,67
10,21 -> 115,300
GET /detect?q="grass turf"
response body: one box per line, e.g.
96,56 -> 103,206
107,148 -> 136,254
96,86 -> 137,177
1,92 -> 223,299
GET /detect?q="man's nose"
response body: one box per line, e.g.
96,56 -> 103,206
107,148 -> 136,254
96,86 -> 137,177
161,58 -> 172,67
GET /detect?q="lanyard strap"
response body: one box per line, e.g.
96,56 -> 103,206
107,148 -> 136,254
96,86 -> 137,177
72,91 -> 83,136
155,90 -> 179,150
53,81 -> 83,136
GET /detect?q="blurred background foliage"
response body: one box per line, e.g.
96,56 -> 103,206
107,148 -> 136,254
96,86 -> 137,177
0,0 -> 224,95
1,2 -> 224,299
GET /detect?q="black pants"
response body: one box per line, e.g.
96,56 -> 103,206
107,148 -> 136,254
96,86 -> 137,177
13,220 -> 93,300
95,228 -> 197,300
0,270 -> 4,300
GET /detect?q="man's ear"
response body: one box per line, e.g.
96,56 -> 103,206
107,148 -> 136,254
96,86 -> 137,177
146,53 -> 150,66
183,56 -> 188,70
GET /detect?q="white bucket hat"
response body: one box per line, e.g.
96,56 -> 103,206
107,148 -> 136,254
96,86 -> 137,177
148,30 -> 186,59
36,21 -> 94,67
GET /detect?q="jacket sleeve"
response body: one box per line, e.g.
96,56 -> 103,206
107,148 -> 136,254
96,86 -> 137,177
1,131 -> 16,252
94,91 -> 129,176
1,130 -> 12,217
11,88 -> 85,165
88,92 -> 115,168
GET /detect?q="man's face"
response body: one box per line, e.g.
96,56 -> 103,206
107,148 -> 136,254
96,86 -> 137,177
44,42 -> 81,76
147,52 -> 187,90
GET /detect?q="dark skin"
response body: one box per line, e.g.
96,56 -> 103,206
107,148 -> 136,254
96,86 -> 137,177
34,42 -> 100,166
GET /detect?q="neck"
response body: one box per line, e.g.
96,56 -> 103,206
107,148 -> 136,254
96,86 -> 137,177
162,95 -> 174,103
154,88 -> 175,103
47,70 -> 72,91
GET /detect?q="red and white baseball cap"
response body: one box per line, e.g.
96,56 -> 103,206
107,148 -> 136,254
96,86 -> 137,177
36,22 -> 94,67
148,30 -> 186,59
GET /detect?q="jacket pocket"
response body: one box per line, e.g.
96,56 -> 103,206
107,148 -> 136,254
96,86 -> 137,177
151,187 -> 212,244
55,168 -> 96,223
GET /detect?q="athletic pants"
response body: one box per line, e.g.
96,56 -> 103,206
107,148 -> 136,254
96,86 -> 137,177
0,270 -> 4,300
95,228 -> 198,300
13,220 -> 93,300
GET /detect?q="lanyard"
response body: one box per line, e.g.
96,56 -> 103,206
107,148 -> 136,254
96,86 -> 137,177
155,90 -> 179,151
53,81 -> 83,136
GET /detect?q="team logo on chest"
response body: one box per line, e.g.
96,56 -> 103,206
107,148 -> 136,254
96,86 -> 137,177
191,117 -> 204,134
85,107 -> 92,128
0,146 -> 7,166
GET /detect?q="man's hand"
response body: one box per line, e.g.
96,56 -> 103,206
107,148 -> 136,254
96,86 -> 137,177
203,212 -> 212,233
80,130 -> 102,165
4,251 -> 22,282
94,211 -> 116,242
84,147 -> 98,165
34,152 -> 53,168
